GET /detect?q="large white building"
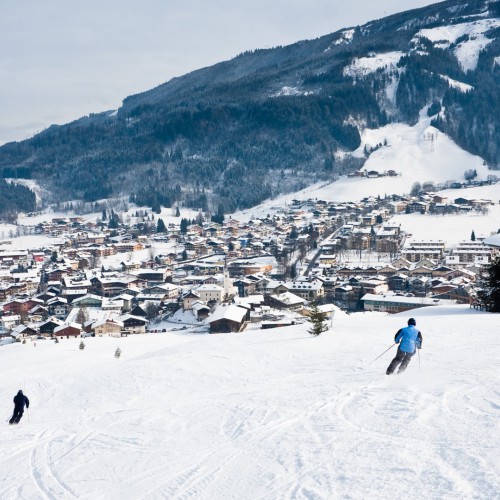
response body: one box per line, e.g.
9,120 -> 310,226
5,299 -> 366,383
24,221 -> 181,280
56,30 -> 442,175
196,284 -> 224,303
361,293 -> 457,313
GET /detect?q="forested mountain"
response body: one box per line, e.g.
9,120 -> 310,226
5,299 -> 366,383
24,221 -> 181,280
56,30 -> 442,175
0,0 -> 499,214
0,180 -> 36,220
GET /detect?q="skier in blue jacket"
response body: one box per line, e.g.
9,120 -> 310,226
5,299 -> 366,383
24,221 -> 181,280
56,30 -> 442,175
386,318 -> 422,375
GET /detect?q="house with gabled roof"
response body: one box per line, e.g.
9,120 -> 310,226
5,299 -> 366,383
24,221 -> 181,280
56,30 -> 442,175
72,294 -> 103,308
392,258 -> 412,269
120,315 -> 148,334
93,318 -> 124,337
54,323 -> 82,338
39,317 -> 64,336
140,283 -> 180,300
11,324 -> 38,338
47,296 -> 69,318
1,314 -> 21,331
288,281 -> 324,301
432,265 -> 454,277
388,274 -> 409,291
265,292 -> 306,311
182,290 -> 201,311
192,301 -> 211,321
196,284 -> 224,304
408,264 -> 433,278
207,305 -> 249,333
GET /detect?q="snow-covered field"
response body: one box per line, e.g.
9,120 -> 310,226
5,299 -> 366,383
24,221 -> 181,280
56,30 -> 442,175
0,234 -> 68,251
1,305 -> 498,499
389,206 -> 500,248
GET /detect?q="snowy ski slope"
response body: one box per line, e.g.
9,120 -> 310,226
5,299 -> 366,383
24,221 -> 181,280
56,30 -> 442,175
0,305 -> 498,499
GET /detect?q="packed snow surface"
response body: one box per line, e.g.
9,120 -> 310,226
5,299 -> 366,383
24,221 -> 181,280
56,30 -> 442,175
1,306 -> 499,499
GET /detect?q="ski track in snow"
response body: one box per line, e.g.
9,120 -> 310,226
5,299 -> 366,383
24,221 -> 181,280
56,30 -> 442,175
0,306 -> 499,499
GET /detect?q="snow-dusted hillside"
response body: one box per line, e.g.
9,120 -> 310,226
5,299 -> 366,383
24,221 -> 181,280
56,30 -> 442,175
234,113 -> 498,220
413,18 -> 500,71
4,179 -> 48,205
343,51 -> 404,77
1,306 -> 499,499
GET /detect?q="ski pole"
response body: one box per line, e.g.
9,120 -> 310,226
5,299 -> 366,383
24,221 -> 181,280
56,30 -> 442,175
368,343 -> 397,365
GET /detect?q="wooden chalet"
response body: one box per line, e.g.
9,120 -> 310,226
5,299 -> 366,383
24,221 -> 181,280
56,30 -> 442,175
208,305 -> 249,333
54,323 -> 82,338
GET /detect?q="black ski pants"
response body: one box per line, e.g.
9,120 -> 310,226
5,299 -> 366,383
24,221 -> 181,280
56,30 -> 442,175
386,348 -> 415,375
9,407 -> 24,424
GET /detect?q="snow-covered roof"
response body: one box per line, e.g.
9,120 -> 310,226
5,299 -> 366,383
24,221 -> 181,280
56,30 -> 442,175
361,293 -> 456,306
208,305 -> 247,324
317,304 -> 341,314
484,233 -> 500,248
92,318 -> 124,328
54,322 -> 82,333
196,284 -> 224,292
192,301 -> 210,312
72,294 -> 103,304
11,324 -> 34,335
120,314 -> 148,323
272,292 -> 306,306
234,295 -> 265,306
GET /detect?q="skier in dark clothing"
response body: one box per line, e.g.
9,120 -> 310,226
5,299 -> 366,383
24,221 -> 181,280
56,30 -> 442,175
386,318 -> 423,375
9,390 -> 29,424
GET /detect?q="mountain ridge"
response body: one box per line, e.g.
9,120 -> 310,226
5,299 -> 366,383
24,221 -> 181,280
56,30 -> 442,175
0,0 -> 498,215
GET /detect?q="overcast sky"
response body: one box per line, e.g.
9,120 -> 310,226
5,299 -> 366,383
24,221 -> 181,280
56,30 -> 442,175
0,0 -> 439,145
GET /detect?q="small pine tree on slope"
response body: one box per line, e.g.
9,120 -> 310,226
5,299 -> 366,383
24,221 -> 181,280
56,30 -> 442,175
308,302 -> 329,336
478,256 -> 500,312
76,306 -> 89,327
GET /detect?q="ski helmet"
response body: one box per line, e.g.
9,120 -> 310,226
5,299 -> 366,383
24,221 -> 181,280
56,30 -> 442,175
408,318 -> 416,326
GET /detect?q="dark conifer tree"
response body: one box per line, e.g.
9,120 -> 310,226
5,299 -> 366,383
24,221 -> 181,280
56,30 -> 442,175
308,302 -> 329,336
478,256 -> 500,312
157,218 -> 166,233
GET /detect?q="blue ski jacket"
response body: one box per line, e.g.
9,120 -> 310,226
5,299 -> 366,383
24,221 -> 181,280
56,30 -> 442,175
395,325 -> 422,354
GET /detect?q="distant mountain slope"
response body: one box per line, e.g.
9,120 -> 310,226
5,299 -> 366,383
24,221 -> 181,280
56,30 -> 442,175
0,0 -> 498,213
